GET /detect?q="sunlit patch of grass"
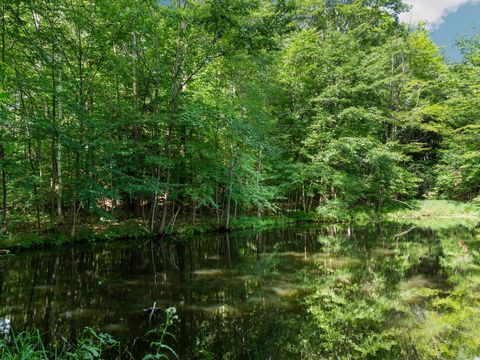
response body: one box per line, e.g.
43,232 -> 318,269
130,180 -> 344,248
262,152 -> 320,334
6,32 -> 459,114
388,200 -> 480,229
311,254 -> 362,268
186,304 -> 239,316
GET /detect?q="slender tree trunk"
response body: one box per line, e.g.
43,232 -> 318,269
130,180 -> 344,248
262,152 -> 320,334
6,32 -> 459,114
257,149 -> 262,217
225,142 -> 233,231
32,8 -> 52,223
110,156 -> 115,218
192,203 -> 196,223
225,188 -> 231,230
27,138 -> 41,231
149,32 -> 161,233
0,144 -> 5,232
132,32 -> 138,137
57,36 -> 63,224
159,30 -> 182,235
215,184 -> 220,227
71,27 -> 84,237
50,37 -> 57,225
71,152 -> 80,237
302,182 -> 306,212
131,32 -> 141,216
159,121 -> 173,235
15,64 -> 41,230
111,44 -> 121,220
1,2 -> 7,231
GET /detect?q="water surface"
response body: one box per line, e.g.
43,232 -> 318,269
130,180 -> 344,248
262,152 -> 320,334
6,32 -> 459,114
0,223 -> 479,358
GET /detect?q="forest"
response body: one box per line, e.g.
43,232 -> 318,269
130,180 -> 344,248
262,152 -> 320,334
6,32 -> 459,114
0,0 -> 480,359
0,0 -> 478,237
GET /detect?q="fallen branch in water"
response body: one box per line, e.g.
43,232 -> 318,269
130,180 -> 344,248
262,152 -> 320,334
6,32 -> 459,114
391,199 -> 416,210
144,302 -> 161,323
394,226 -> 417,238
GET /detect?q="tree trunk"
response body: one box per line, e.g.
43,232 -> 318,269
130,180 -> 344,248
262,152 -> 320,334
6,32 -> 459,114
50,37 -> 57,225
1,2 -> 7,231
56,141 -> 63,223
159,29 -> 182,235
27,138 -> 41,231
71,27 -> 84,237
57,37 -> 63,224
149,32 -> 161,233
257,149 -> 262,217
225,143 -> 233,231
302,183 -> 306,212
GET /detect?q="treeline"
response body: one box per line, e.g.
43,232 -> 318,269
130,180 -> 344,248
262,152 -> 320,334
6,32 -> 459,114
0,0 -> 479,235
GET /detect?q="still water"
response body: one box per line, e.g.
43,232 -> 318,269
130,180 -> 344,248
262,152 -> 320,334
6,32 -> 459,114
0,223 -> 479,358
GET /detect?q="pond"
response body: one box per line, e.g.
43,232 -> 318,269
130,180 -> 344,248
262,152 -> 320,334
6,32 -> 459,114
0,222 -> 479,359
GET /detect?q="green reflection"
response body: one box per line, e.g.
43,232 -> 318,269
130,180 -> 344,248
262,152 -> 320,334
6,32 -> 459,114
0,222 -> 479,359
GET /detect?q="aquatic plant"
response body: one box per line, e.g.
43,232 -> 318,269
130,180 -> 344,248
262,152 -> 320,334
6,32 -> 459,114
0,327 -> 118,359
0,308 -> 178,360
0,330 -> 49,359
142,307 -> 179,360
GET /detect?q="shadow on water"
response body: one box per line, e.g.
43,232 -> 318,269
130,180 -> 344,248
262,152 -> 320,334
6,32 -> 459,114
0,222 -> 479,358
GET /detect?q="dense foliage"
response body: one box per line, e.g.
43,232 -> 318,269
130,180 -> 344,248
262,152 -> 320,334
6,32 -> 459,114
0,0 -> 478,236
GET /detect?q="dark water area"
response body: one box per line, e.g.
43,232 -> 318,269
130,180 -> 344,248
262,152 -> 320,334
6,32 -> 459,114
0,223 -> 478,358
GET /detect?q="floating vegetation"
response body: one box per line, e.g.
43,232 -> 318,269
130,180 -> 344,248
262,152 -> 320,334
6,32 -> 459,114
276,251 -> 308,259
371,247 -> 398,257
310,253 -> 362,268
63,308 -> 97,320
192,269 -> 225,277
101,322 -> 129,333
246,296 -> 283,307
186,304 -> 238,316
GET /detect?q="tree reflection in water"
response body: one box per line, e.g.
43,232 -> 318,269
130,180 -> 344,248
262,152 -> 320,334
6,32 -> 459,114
0,223 -> 478,358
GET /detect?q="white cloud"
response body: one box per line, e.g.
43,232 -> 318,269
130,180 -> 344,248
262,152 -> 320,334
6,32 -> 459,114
399,0 -> 480,28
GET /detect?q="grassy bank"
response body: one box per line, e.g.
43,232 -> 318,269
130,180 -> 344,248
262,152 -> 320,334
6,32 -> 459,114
387,200 -> 480,229
1,200 -> 478,253
0,214 -> 309,253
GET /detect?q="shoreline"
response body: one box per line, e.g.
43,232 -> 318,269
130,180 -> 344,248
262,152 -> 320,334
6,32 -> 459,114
1,200 -> 478,254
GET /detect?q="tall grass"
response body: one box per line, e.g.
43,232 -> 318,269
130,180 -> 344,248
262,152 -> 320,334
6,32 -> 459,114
0,308 -> 178,360
0,327 -> 119,360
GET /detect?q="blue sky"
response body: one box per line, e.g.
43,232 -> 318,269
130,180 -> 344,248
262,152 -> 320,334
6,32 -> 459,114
400,0 -> 480,61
